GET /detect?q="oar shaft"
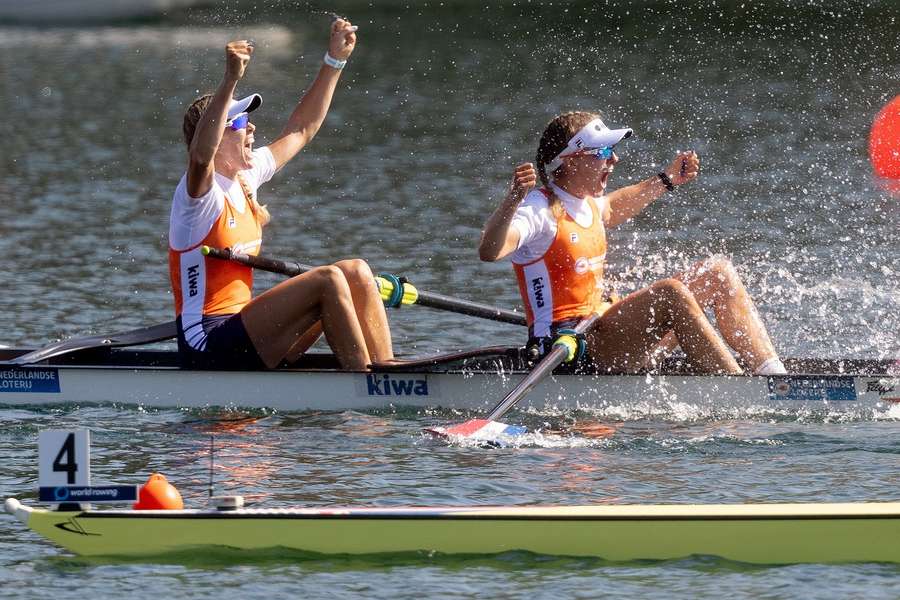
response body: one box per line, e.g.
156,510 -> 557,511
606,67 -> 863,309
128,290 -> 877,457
203,247 -> 527,326
485,313 -> 600,422
486,344 -> 568,422
203,247 -> 313,277
411,289 -> 525,325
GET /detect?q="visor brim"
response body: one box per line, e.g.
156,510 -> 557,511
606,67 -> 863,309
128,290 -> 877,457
227,94 -> 262,120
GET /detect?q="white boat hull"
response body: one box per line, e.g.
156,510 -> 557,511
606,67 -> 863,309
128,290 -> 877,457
1,351 -> 897,413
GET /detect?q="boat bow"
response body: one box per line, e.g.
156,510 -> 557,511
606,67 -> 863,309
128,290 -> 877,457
5,498 -> 32,525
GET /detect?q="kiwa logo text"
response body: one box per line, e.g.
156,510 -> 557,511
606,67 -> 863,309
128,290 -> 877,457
366,374 -> 429,396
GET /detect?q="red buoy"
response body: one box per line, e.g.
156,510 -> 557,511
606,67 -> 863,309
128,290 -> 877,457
869,95 -> 900,179
133,473 -> 184,510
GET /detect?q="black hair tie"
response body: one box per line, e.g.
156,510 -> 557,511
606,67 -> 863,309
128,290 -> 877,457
657,172 -> 675,192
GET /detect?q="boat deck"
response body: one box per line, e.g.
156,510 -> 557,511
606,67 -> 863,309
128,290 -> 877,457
1,346 -> 895,376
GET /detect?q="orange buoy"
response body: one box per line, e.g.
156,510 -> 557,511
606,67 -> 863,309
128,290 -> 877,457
133,473 -> 184,510
869,95 -> 900,179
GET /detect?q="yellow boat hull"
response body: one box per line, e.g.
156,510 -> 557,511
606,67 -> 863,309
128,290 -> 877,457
7,499 -> 900,564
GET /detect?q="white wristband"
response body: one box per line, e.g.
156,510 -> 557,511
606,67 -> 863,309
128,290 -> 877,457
323,53 -> 347,70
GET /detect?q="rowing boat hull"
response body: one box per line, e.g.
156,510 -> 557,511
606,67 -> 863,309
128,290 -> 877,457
1,364 -> 897,413
7,499 -> 899,564
2,350 -> 897,412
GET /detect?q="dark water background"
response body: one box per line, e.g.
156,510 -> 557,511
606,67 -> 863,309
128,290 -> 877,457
1,1 -> 899,598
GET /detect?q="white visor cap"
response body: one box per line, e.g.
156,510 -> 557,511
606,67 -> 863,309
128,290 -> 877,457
546,118 -> 633,173
227,93 -> 262,120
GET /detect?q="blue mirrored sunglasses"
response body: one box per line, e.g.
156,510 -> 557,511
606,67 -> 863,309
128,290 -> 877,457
225,112 -> 249,130
587,146 -> 615,160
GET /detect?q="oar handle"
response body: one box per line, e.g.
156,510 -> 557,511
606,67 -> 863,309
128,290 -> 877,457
202,246 -> 527,326
485,313 -> 599,422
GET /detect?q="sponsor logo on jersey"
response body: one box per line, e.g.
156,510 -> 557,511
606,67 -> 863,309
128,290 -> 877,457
187,264 -> 200,297
574,256 -> 605,275
532,277 -> 546,308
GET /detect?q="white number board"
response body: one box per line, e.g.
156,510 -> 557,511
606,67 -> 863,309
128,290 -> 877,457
39,430 -> 91,488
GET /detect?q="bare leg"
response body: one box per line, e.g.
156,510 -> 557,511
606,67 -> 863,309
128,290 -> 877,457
675,256 -> 779,371
284,322 -> 324,364
587,278 -> 742,374
647,330 -> 679,369
333,259 -> 394,362
241,265 -> 371,370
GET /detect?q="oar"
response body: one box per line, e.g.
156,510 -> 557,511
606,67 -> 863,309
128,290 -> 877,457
10,321 -> 178,365
425,313 -> 600,442
202,246 -> 527,326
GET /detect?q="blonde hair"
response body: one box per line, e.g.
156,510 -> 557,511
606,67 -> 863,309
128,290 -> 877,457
236,174 -> 271,227
534,111 -> 601,219
182,94 -> 271,227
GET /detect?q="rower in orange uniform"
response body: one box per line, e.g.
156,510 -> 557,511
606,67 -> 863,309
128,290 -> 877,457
479,111 -> 785,375
169,20 -> 392,371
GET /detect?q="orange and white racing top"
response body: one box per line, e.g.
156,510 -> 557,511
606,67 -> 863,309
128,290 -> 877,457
511,186 -> 609,337
168,148 -> 275,350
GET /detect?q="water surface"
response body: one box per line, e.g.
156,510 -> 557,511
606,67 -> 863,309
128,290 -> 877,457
1,2 -> 899,598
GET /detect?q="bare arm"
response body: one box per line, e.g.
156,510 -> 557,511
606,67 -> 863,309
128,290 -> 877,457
267,19 -> 357,170
186,40 -> 253,198
606,150 -> 699,228
479,163 -> 536,262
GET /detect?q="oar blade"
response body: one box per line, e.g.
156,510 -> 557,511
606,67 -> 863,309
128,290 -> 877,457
424,419 -> 527,440
425,313 -> 601,446
10,321 -> 177,365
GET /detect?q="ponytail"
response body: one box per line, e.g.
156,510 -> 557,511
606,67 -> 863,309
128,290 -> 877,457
183,94 -> 213,148
237,173 -> 271,227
